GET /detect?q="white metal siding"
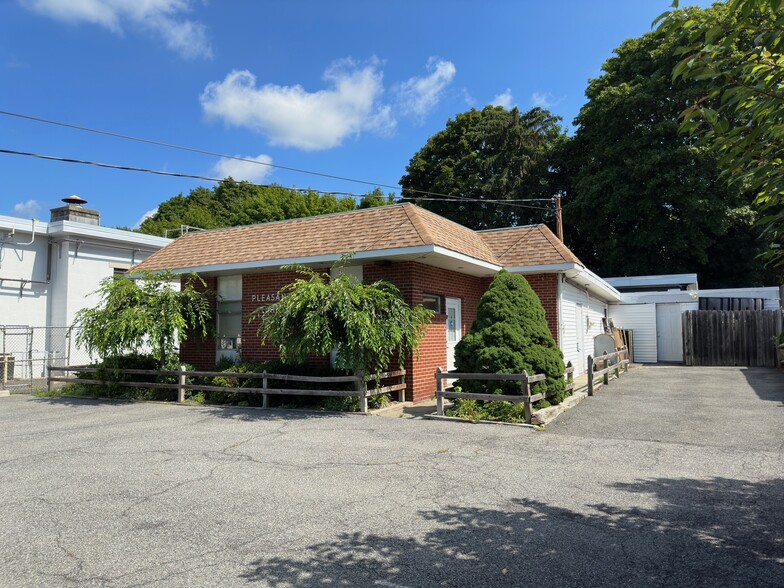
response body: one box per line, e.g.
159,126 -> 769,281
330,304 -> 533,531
560,280 -> 609,375
608,304 -> 658,363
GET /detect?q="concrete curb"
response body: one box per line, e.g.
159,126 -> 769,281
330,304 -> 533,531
422,413 -> 542,429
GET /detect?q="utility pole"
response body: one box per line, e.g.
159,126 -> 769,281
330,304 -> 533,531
555,194 -> 564,242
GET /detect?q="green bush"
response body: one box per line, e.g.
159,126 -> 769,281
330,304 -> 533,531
454,270 -> 566,404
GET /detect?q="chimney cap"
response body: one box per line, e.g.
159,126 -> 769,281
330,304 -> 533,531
62,195 -> 88,206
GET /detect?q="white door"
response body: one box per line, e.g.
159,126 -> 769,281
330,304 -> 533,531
656,303 -> 684,363
575,303 -> 586,370
445,297 -> 462,372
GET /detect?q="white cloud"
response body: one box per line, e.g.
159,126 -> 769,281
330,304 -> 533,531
396,57 -> 456,119
213,154 -> 273,183
200,59 -> 395,151
491,89 -> 514,109
19,0 -> 212,59
13,199 -> 41,218
134,207 -> 158,229
531,92 -> 554,108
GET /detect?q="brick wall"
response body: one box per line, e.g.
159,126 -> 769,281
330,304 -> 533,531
180,267 -> 561,404
365,261 -> 487,403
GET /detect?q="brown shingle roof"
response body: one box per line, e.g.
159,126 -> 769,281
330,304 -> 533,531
133,204 -> 502,272
479,224 -> 583,267
133,204 -> 580,273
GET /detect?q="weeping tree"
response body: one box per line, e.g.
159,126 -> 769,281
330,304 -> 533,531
251,262 -> 433,377
454,270 -> 566,403
71,270 -> 212,368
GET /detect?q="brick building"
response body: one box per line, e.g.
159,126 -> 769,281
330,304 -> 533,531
134,204 -> 619,403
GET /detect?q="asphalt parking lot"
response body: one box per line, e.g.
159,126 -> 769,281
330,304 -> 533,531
1,365 -> 783,587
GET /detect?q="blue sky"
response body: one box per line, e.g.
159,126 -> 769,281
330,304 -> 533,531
1,0 -> 713,230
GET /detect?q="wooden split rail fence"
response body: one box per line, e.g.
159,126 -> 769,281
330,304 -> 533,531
435,361 -> 574,425
587,346 -> 630,396
47,365 -> 406,414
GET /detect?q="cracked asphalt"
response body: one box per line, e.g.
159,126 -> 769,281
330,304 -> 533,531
1,365 -> 783,587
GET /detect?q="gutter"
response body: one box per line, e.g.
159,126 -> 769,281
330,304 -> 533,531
507,262 -> 621,302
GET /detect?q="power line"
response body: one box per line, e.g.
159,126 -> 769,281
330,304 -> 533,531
0,148 -> 553,211
0,109 -> 555,204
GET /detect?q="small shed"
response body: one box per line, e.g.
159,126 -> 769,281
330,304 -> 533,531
605,274 -> 782,364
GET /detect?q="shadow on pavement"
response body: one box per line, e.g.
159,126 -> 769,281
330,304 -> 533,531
30,394 -> 359,423
241,476 -> 784,587
740,368 -> 784,405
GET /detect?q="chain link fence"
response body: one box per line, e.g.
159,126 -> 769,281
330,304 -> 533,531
1,325 -> 92,393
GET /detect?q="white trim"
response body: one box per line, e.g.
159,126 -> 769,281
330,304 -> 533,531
605,273 -> 698,289
49,221 -> 171,247
575,266 -> 622,302
149,244 -> 501,276
431,245 -> 501,272
0,215 -> 171,248
505,262 -> 578,273
507,262 -> 620,302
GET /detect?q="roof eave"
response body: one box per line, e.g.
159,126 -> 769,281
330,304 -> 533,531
134,244 -> 501,276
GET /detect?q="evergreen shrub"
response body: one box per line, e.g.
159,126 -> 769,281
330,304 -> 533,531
454,270 -> 567,403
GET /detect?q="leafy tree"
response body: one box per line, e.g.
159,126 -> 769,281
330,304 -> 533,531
251,262 -> 433,378
71,271 -> 212,368
358,187 -> 397,209
659,0 -> 784,278
139,180 -> 391,237
400,106 -> 564,230
564,3 -> 773,287
454,271 -> 566,403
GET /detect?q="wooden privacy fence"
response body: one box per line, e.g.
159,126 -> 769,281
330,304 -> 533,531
47,365 -> 406,413
682,310 -> 783,367
434,361 -> 574,425
587,346 -> 630,396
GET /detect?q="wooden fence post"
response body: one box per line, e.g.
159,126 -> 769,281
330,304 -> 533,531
262,370 -> 269,409
356,370 -> 368,414
587,355 -> 594,396
566,361 -> 573,393
398,371 -> 406,403
614,351 -> 621,379
602,351 -> 609,386
47,365 -> 52,393
435,367 -> 444,416
522,370 -> 532,424
177,365 -> 186,403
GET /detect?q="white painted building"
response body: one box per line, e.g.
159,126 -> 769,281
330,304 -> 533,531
553,271 -> 620,375
0,197 -> 171,373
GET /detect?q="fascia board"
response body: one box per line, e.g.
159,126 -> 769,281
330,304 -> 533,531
431,245 -> 501,272
505,263 -> 579,274
150,245 -> 439,275
48,221 -> 172,248
142,244 -> 502,276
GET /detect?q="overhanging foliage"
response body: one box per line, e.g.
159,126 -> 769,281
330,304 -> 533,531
251,262 -> 433,377
71,270 -> 212,367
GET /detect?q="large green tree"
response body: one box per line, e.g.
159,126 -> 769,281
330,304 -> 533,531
564,3 -> 772,287
659,0 -> 784,278
139,180 -> 391,237
400,106 -> 564,230
71,271 -> 212,368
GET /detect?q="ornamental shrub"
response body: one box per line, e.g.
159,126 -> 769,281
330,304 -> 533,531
454,270 -> 567,403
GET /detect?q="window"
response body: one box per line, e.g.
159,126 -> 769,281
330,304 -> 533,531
422,293 -> 441,313
217,276 -> 242,355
